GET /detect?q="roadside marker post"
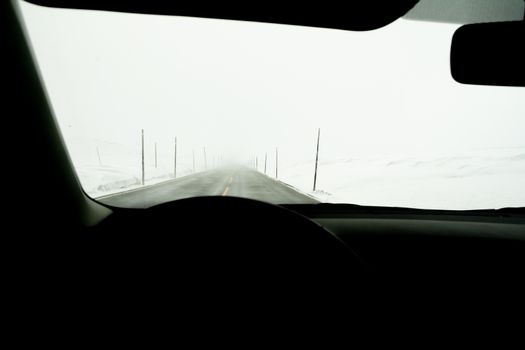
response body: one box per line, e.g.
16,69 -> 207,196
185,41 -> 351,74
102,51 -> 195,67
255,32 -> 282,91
313,128 -> 321,191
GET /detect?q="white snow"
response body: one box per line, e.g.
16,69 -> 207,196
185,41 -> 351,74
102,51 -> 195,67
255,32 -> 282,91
67,131 -> 525,210
280,148 -> 525,210
63,136 -> 197,197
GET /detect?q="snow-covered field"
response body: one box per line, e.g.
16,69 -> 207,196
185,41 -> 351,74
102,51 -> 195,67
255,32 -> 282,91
280,148 -> 525,210
64,133 -> 525,210
64,137 -> 196,197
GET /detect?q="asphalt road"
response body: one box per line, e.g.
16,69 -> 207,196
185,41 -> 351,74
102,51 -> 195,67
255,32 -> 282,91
98,166 -> 318,208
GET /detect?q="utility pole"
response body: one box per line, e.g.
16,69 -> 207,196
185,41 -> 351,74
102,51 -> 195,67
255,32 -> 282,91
256,156 -> 258,171
174,137 -> 177,178
313,128 -> 321,191
264,152 -> 267,174
203,147 -> 207,170
141,129 -> 145,186
275,147 -> 278,179
192,149 -> 195,173
154,142 -> 158,168
96,146 -> 102,166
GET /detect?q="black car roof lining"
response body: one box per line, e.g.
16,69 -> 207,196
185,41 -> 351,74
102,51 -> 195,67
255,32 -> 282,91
22,0 -> 419,31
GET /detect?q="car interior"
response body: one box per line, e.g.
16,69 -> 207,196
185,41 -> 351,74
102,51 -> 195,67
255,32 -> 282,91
5,0 -> 525,311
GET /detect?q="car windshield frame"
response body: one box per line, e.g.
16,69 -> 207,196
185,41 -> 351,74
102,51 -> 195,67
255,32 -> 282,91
19,0 -> 525,211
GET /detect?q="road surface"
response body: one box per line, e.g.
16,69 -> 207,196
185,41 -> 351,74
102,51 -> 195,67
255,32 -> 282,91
98,166 -> 318,208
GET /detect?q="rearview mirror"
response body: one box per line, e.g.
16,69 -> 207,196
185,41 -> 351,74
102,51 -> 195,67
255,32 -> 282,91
450,21 -> 525,87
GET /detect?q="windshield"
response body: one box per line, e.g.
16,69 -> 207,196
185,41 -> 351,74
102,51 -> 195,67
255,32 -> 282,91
20,1 -> 525,210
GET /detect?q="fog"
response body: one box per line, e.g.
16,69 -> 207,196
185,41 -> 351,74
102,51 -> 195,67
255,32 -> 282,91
20,0 -> 525,169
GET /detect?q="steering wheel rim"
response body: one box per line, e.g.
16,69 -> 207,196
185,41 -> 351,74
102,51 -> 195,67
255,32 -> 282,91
99,196 -> 365,284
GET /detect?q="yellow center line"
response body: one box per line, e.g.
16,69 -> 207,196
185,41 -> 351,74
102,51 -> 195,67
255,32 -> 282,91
222,186 -> 230,196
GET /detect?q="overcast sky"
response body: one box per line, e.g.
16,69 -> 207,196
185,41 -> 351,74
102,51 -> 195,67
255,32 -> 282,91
19,0 -> 525,166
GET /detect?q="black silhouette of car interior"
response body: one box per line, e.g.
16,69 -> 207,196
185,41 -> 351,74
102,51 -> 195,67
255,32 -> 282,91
5,1 -> 525,314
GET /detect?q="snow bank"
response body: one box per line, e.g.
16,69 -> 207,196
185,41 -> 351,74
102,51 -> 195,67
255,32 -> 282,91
63,136 -> 196,197
280,148 -> 525,210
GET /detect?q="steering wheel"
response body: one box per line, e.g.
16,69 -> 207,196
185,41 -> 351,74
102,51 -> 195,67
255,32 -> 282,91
98,196 -> 364,287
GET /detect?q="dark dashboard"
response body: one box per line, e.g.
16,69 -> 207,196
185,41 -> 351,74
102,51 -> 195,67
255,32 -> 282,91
287,204 -> 525,273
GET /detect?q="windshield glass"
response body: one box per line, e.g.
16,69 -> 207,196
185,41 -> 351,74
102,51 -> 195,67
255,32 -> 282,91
20,1 -> 525,210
